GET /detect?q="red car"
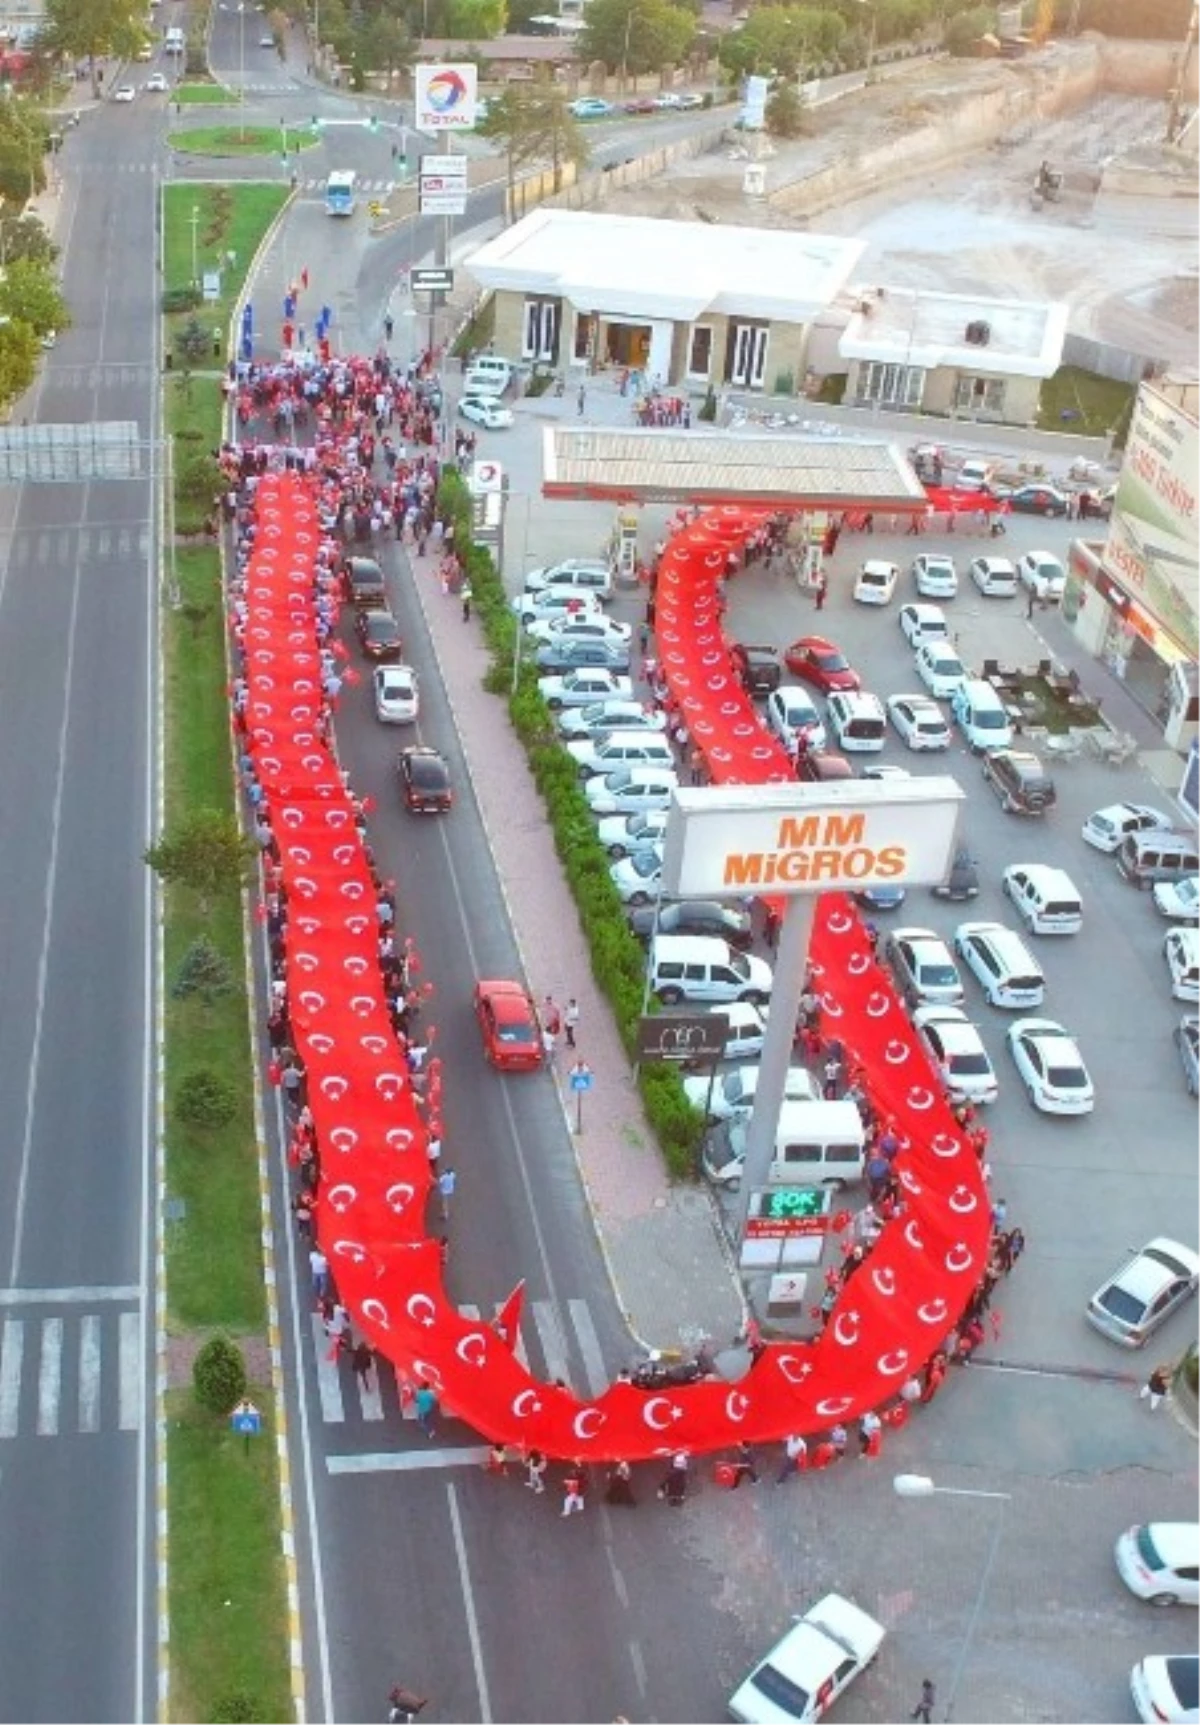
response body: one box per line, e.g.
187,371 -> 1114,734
784,635 -> 862,693
474,980 -> 543,1072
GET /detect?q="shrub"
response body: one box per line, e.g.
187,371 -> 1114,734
192,1333 -> 247,1414
173,935 -> 236,1000
176,1067 -> 238,1129
163,285 -> 202,313
699,384 -> 717,422
212,1690 -> 259,1723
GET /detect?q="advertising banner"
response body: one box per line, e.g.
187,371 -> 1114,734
1106,383 -> 1198,652
413,62 -> 478,132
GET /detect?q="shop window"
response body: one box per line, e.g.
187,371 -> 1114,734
687,325 -> 713,378
854,361 -> 924,408
725,321 -> 769,389
522,297 -> 559,363
954,374 -> 1006,414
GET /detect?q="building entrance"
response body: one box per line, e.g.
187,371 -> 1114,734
603,320 -> 651,370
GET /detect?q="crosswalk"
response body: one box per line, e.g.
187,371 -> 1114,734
40,362 -> 157,391
312,1298 -> 611,1429
0,1307 -> 141,1440
0,526 -> 153,569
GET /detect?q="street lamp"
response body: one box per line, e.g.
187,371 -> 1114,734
893,1475 -> 1012,1723
189,203 -> 200,287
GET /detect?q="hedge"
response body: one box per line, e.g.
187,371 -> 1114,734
437,470 -> 703,1178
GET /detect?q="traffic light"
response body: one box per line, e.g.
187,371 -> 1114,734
310,115 -> 322,132
366,112 -> 379,132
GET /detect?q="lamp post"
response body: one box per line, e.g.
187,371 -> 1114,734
189,203 -> 200,287
893,1475 -> 1011,1723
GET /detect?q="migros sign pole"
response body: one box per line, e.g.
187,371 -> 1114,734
659,780 -> 964,1316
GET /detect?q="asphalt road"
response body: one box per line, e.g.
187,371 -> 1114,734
0,85 -> 159,1725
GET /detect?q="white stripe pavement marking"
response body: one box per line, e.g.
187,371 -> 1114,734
448,1481 -> 494,1724
357,1370 -> 384,1423
327,1445 -> 488,1475
568,1299 -> 610,1400
310,1314 -> 345,1423
37,1318 -> 63,1435
0,1320 -> 24,1437
530,1300 -> 568,1386
0,1284 -> 140,1306
78,1314 -> 101,1433
118,1311 -> 140,1431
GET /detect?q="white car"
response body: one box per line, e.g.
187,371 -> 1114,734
1082,802 -> 1174,854
885,926 -> 964,1007
853,559 -> 900,605
1087,1238 -> 1200,1349
538,668 -> 632,709
898,602 -> 949,647
513,588 -> 604,627
1006,1017 -> 1094,1114
459,396 -> 514,430
914,638 -> 968,699
113,84 -> 136,102
1017,549 -> 1066,601
567,729 -> 674,777
523,557 -> 613,595
955,457 -> 994,491
969,555 -> 1019,598
1155,877 -> 1200,922
954,921 -> 1045,1008
596,808 -> 668,858
145,72 -> 169,91
886,693 -> 951,751
558,700 -> 665,740
373,663 -> 419,723
728,1593 -> 885,1725
1164,927 -> 1199,1002
914,1005 -> 998,1104
1130,1654 -> 1199,1725
912,553 -> 958,598
766,685 -> 827,753
683,1062 -> 814,1122
584,766 -> 678,815
703,1001 -> 769,1064
1115,1523 -> 1200,1608
826,689 -> 886,753
527,613 -> 632,647
610,848 -> 663,905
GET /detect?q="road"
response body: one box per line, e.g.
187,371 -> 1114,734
0,73 -> 159,1725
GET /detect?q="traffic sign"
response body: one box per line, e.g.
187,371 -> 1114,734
745,1186 -> 830,1240
422,154 -> 467,181
568,1066 -> 594,1093
230,1398 -> 262,1452
411,267 -> 454,294
636,1012 -> 729,1063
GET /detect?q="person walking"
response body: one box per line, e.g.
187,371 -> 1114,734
561,1463 -> 586,1516
858,1409 -> 882,1457
383,313 -> 394,342
814,572 -> 828,612
437,1166 -> 456,1221
309,1245 -> 329,1304
775,1433 -> 808,1483
563,998 -> 579,1048
524,1449 -> 547,1493
605,1460 -> 637,1505
351,1339 -> 374,1392
388,1685 -> 427,1722
541,1023 -> 558,1065
542,995 -> 561,1036
576,384 -> 586,417
660,1452 -> 688,1506
1025,586 -> 1039,620
728,1440 -> 758,1488
461,582 -> 473,622
1140,1362 -> 1173,1411
414,1383 -> 438,1438
910,1678 -> 935,1722
822,1054 -> 842,1100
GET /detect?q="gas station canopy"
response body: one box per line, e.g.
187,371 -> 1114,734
542,426 -> 928,509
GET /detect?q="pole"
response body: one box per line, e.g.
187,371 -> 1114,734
190,204 -> 199,287
575,1087 -> 584,1134
943,1502 -> 1007,1722
239,0 -> 246,138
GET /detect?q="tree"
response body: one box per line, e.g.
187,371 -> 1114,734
0,99 -> 48,205
173,936 -> 236,1001
0,319 -> 39,408
0,213 -> 58,268
719,6 -> 845,80
766,80 -> 807,137
368,12 -> 414,85
480,85 -> 590,205
0,257 -> 68,340
192,1334 -> 247,1414
40,0 -> 147,94
943,3 -> 994,52
445,0 -> 507,35
173,315 -> 209,399
581,0 -> 697,76
144,809 -> 258,907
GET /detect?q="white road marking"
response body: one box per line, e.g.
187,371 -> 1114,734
568,1298 -> 610,1399
0,1284 -> 140,1306
327,1445 -> 489,1475
310,1313 -> 346,1423
356,1370 -> 384,1423
448,1481 -> 493,1724
0,1320 -> 24,1438
37,1318 -> 63,1435
530,1300 -> 569,1386
78,1314 -> 101,1433
119,1311 -> 141,1431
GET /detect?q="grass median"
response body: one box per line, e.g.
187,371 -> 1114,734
160,182 -> 292,1723
173,81 -> 234,105
171,124 -> 320,158
162,181 -> 289,351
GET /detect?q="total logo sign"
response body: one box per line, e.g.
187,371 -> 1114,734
414,62 -> 479,131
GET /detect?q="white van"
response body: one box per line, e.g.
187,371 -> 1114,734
461,356 -> 515,396
1002,863 -> 1083,935
702,1099 -> 866,1190
164,24 -> 184,52
650,934 -> 773,1006
951,678 -> 1013,753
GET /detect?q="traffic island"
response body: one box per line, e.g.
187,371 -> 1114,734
170,125 -> 320,158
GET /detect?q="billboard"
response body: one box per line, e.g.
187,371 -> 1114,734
413,62 -> 479,132
1106,382 -> 1198,653
660,780 -> 963,900
741,74 -> 768,129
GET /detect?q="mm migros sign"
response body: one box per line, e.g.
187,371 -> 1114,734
660,780 -> 964,899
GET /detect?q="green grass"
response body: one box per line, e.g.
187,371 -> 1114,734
162,181 -> 288,353
168,1391 -> 292,1725
174,81 -> 234,104
1037,365 -> 1135,441
171,124 -> 319,157
167,383 -> 225,537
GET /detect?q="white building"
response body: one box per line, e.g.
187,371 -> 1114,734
465,208 -> 864,392
838,286 -> 1069,426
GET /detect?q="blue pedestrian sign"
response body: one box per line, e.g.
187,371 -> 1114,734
230,1399 -> 262,1450
567,1062 -> 593,1135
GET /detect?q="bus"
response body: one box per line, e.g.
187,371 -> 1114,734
325,170 -> 357,216
163,24 -> 184,54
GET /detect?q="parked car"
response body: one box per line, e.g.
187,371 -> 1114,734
538,668 -> 633,709
766,685 -> 827,753
473,979 -> 542,1071
728,1594 -> 885,1725
373,663 -> 419,723
1114,1523 -> 1200,1607
610,848 -> 664,905
951,678 -> 1013,753
981,748 -> 1056,814
1176,1016 -> 1199,1097
527,612 -> 631,647
597,808 -> 668,859
629,898 -> 753,947
911,553 -> 958,598
1164,927 -> 1200,1003
1006,1017 -> 1094,1113
1155,877 -> 1200,922
853,559 -> 899,605
1130,1654 -> 1199,1725
954,456 -> 994,491
887,693 -> 951,751
683,1062 -> 814,1122
954,921 -> 1045,1009
796,747 -> 855,782
826,690 -> 886,753
570,96 -> 614,118
784,635 -> 861,692
558,699 -> 666,740
1086,1238 -> 1200,1348
1017,549 -> 1066,601
1002,482 -> 1070,516
1002,862 -> 1083,934
730,642 -> 782,695
1082,802 -> 1174,853
884,926 -> 964,1007
932,845 -> 980,901
969,555 -> 1019,598
523,557 -> 613,598
623,95 -> 656,114
459,396 -> 513,430
913,1004 -> 999,1104
898,602 -> 948,646
514,588 -> 605,627
585,765 -> 678,816
914,637 -> 968,699
534,637 -> 630,674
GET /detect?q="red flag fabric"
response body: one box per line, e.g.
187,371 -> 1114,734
491,1281 -> 525,1352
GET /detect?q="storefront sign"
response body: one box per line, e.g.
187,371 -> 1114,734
413,63 -> 478,131
1105,383 -> 1198,652
661,780 -> 963,899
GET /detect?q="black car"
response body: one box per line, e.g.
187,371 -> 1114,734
341,554 -> 387,607
729,642 -> 782,696
1001,484 -> 1069,517
398,745 -> 453,813
982,748 -> 1056,815
355,607 -> 403,661
628,899 -> 754,947
932,845 -> 980,900
534,638 -> 631,674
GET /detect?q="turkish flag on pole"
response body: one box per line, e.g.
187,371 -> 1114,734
491,1281 -> 526,1352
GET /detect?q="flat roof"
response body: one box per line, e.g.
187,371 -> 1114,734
466,208 -> 864,326
542,427 -> 927,506
839,286 -> 1068,379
